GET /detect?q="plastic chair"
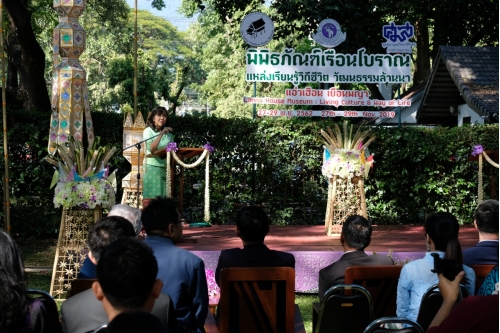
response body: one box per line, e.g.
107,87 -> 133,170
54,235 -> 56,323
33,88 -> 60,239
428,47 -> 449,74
313,284 -> 374,333
363,317 -> 424,333
416,283 -> 471,331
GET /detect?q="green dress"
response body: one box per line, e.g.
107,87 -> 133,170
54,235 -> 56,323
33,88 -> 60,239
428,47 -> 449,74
143,127 -> 173,199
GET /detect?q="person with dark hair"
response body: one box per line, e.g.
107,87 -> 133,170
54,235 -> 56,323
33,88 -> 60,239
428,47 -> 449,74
92,237 -> 166,332
0,230 -> 62,333
426,271 -> 498,333
318,215 -> 393,298
100,312 -> 167,333
396,212 -> 476,323
142,196 -> 208,333
214,206 -> 295,285
463,199 -> 499,265
61,216 -> 176,333
143,106 -> 173,204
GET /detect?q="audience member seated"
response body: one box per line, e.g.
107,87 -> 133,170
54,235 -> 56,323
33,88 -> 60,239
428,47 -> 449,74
0,230 -> 62,333
478,265 -> 499,296
92,237 -> 167,333
142,197 -> 208,333
427,271 -> 499,333
78,204 -> 143,279
396,212 -> 476,323
100,312 -> 167,333
61,216 -> 176,333
214,205 -> 295,285
318,215 -> 393,298
463,199 -> 499,265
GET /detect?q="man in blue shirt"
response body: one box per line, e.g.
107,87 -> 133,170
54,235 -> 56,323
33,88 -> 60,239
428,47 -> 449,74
463,199 -> 499,265
142,197 -> 208,333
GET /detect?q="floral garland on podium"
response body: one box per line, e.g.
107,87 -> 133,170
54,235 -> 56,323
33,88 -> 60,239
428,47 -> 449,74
165,142 -> 214,222
471,144 -> 499,204
318,121 -> 375,236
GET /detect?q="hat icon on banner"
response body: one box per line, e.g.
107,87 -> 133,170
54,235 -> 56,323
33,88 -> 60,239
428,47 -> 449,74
312,19 -> 346,48
240,12 -> 274,47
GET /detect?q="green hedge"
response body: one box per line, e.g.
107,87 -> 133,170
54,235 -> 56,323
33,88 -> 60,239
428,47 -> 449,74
0,110 -> 497,236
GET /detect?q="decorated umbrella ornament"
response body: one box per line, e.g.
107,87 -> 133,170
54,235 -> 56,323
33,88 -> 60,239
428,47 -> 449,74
48,0 -> 94,155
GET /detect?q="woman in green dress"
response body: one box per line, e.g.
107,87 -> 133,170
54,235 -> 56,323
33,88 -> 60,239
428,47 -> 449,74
143,106 -> 173,202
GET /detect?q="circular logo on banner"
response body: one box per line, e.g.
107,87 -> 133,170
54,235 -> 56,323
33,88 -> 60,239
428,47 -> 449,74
240,12 -> 274,47
312,19 -> 346,48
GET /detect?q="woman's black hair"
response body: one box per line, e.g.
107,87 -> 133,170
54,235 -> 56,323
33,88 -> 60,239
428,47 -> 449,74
0,230 -> 27,330
424,212 -> 463,263
146,106 -> 169,131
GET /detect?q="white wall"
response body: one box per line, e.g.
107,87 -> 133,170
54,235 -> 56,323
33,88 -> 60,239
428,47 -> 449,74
458,104 -> 484,126
383,102 -> 419,124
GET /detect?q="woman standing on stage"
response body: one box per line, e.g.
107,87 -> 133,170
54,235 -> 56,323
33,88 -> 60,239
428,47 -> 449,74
143,106 -> 173,203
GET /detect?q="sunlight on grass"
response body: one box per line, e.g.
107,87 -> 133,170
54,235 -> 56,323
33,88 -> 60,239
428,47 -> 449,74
296,293 -> 318,333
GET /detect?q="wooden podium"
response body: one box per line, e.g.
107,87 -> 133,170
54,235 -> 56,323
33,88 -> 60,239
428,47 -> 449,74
147,147 -> 205,214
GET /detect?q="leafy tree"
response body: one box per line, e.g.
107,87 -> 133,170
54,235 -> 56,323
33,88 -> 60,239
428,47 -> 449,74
183,0 -> 498,96
89,9 -> 198,114
373,0 -> 498,84
181,3 -> 315,118
1,0 -> 164,112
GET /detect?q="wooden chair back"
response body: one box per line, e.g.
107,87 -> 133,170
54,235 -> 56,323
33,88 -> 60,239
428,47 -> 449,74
469,264 -> 496,294
66,278 -> 96,298
344,265 -> 402,318
219,267 -> 296,333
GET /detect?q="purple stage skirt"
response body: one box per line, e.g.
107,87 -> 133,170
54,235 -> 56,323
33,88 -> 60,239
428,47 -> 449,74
192,250 -> 425,298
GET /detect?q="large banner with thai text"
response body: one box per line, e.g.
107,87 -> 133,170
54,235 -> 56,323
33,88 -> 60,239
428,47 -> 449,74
257,109 -> 396,118
243,87 -> 411,108
246,47 -> 412,85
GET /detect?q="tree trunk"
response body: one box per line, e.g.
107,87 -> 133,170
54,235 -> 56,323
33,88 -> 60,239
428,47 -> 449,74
414,18 -> 431,85
3,0 -> 51,112
366,83 -> 384,101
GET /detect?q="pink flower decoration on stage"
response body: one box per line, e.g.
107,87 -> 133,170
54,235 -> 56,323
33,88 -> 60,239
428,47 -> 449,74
471,144 -> 484,156
204,142 -> 214,154
166,142 -> 178,152
358,141 -> 363,149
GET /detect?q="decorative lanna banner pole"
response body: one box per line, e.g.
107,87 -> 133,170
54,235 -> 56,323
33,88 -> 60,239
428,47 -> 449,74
165,142 -> 214,222
46,0 -> 104,300
49,0 -> 94,155
319,121 -> 375,236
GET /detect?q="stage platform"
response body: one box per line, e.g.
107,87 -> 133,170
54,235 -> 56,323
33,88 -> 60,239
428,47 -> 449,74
178,224 -> 479,295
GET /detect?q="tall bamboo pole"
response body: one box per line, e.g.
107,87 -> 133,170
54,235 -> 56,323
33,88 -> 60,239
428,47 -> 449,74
134,0 -> 138,117
134,0 -> 139,208
0,0 -> 11,233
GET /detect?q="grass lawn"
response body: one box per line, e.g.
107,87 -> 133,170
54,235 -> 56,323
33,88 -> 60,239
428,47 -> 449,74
17,237 -> 57,267
296,293 -> 318,333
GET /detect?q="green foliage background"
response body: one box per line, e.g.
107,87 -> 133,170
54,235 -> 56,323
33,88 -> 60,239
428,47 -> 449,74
0,111 -> 497,236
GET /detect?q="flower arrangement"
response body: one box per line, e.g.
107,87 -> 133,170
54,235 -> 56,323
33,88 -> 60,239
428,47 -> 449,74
45,136 -> 117,209
318,121 -> 375,179
53,178 -> 115,209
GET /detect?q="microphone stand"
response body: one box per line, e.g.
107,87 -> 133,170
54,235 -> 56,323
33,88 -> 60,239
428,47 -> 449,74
122,132 -> 163,209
